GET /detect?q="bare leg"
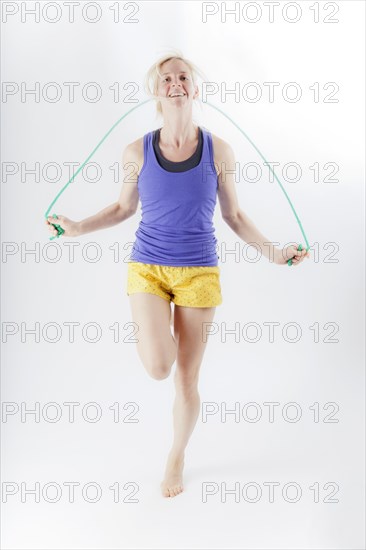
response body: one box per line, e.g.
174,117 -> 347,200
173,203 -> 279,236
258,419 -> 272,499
128,293 -> 177,379
161,305 -> 216,497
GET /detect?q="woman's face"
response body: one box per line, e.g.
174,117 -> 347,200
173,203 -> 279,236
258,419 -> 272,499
156,59 -> 198,108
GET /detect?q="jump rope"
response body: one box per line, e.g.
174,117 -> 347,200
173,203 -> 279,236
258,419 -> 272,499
44,98 -> 310,266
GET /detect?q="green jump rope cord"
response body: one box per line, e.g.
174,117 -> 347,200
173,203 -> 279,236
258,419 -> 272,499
45,98 -> 309,266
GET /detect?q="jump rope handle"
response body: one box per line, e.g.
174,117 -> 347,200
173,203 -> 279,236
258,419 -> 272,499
287,243 -> 303,266
48,213 -> 65,239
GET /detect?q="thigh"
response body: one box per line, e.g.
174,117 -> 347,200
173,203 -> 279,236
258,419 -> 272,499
128,293 -> 175,369
174,305 -> 217,380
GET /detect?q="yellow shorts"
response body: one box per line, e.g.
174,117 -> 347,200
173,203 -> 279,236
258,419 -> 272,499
127,262 -> 222,307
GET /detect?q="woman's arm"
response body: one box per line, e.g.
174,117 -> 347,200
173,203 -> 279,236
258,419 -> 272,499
76,201 -> 132,236
225,210 -> 280,263
46,143 -> 140,238
78,143 -> 140,235
215,138 -> 310,265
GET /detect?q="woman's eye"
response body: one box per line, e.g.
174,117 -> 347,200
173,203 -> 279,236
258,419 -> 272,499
162,76 -> 188,82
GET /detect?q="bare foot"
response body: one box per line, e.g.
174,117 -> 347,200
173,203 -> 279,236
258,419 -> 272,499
160,452 -> 184,497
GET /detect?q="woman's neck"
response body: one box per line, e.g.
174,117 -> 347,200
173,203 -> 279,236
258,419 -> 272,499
160,120 -> 198,150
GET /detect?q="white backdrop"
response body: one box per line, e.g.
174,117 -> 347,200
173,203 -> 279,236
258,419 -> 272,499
1,1 -> 365,549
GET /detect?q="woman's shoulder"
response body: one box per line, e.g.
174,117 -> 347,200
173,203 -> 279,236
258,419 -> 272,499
208,131 -> 234,176
125,134 -> 144,154
123,135 -> 145,176
209,131 -> 232,155
125,128 -> 157,158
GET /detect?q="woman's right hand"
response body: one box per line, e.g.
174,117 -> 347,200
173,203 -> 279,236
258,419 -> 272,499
45,215 -> 81,238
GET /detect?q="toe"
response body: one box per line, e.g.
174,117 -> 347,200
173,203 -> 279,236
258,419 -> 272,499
161,483 -> 169,497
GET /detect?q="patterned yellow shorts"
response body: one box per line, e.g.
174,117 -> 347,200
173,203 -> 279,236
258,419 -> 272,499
127,262 -> 222,307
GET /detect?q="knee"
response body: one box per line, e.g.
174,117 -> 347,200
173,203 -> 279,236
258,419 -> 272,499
147,361 -> 171,380
174,372 -> 199,397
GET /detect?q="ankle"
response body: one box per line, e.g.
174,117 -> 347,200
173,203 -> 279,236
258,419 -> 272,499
168,449 -> 185,462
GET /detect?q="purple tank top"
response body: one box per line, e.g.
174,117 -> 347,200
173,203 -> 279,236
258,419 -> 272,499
129,126 -> 220,266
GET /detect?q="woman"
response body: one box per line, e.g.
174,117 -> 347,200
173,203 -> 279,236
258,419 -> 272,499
46,52 -> 310,498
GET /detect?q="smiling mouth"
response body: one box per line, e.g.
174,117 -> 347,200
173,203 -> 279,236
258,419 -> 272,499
169,93 -> 186,98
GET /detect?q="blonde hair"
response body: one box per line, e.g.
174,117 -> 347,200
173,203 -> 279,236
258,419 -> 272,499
143,49 -> 207,120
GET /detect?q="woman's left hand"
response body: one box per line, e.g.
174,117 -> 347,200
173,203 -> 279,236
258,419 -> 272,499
274,244 -> 310,266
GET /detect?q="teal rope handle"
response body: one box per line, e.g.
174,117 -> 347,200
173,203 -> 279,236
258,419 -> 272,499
49,213 -> 65,238
287,243 -> 303,266
44,98 -> 310,266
